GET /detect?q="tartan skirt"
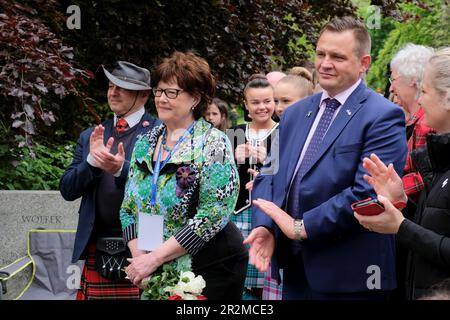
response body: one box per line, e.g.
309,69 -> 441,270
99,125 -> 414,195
76,244 -> 140,300
262,265 -> 283,300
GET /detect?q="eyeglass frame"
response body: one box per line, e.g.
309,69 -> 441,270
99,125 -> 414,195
152,87 -> 184,99
388,75 -> 401,84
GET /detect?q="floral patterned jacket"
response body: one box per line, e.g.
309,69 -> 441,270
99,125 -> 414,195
120,118 -> 239,255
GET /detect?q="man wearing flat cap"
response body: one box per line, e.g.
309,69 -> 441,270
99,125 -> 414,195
60,61 -> 159,299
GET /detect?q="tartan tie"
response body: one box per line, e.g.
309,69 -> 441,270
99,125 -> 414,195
115,118 -> 128,134
287,98 -> 341,219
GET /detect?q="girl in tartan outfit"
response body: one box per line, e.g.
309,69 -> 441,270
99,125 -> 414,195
229,74 -> 280,299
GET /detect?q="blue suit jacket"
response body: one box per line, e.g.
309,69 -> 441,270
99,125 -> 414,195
59,113 -> 159,263
252,82 -> 407,293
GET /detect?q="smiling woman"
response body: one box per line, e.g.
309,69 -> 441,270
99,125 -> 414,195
228,74 -> 279,299
354,48 -> 450,300
119,51 -> 248,300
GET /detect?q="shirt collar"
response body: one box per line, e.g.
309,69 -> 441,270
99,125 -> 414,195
319,79 -> 362,107
114,107 -> 145,128
406,107 -> 425,127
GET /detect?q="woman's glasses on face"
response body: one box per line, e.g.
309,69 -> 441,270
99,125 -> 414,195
152,88 -> 184,99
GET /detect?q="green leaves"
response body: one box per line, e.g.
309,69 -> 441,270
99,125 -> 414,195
1,0 -> 362,190
141,261 -> 180,300
0,141 -> 75,190
364,0 -> 450,92
141,255 -> 193,300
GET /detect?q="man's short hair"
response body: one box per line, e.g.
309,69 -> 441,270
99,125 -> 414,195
319,16 -> 371,58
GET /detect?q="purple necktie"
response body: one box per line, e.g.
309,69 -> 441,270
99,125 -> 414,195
287,98 -> 341,219
286,98 -> 340,253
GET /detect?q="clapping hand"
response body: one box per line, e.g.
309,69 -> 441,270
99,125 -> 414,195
252,199 -> 306,240
362,153 -> 407,204
243,226 -> 275,272
353,153 -> 408,234
248,144 -> 267,164
235,143 -> 267,165
89,125 -> 125,175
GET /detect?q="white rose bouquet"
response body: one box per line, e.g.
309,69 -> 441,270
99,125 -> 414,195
140,255 -> 207,300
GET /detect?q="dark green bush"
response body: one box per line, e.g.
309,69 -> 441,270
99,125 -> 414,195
0,141 -> 75,190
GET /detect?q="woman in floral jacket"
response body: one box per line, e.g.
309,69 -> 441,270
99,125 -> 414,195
120,51 -> 248,300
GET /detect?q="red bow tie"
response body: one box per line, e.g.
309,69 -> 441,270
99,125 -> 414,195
116,118 -> 128,133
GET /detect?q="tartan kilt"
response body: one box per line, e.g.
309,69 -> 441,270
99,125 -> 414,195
262,265 -> 283,300
76,244 -> 140,300
230,207 -> 265,288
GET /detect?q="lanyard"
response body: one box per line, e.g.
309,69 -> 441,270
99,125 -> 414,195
150,121 -> 196,207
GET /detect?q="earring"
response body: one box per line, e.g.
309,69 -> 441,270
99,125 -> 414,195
191,105 -> 196,110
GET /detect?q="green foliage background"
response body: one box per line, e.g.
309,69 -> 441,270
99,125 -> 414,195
1,0 -> 356,190
1,0 -> 448,190
361,0 -> 450,92
0,142 -> 75,190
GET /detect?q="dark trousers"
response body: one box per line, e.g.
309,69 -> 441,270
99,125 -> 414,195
283,253 -> 391,300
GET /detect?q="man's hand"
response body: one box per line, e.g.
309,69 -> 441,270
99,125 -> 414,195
362,153 -> 407,204
89,125 -> 125,175
253,199 -> 307,240
89,125 -> 107,154
243,226 -> 275,272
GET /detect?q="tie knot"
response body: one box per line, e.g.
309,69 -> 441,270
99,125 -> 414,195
116,118 -> 128,133
325,98 -> 340,111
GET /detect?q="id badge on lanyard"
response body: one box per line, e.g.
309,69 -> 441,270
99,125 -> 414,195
150,121 -> 196,207
138,122 -> 196,250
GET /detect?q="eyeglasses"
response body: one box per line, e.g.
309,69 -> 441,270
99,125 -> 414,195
152,88 -> 184,99
388,76 -> 400,84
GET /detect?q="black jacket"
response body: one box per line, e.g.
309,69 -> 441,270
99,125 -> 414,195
398,133 -> 450,299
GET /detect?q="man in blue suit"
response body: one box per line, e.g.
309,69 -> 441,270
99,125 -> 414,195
244,17 -> 408,299
59,61 -> 159,299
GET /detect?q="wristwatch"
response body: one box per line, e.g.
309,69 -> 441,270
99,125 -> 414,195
293,219 -> 303,241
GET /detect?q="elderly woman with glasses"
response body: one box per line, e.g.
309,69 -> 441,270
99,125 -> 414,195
119,51 -> 248,300
355,48 -> 450,299
389,44 -> 436,202
387,43 -> 436,300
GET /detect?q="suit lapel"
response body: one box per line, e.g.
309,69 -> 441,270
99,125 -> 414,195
286,95 -> 321,181
299,82 -> 368,180
103,119 -> 114,144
